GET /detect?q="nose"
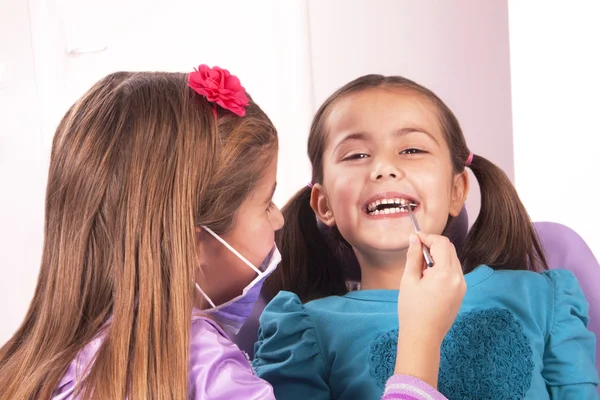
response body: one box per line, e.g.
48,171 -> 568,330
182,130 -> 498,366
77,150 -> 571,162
370,157 -> 402,181
271,205 -> 285,231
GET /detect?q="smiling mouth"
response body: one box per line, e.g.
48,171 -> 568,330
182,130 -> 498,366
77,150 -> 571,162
366,197 -> 419,216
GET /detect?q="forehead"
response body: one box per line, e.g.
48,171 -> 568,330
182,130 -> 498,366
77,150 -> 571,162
325,87 -> 442,144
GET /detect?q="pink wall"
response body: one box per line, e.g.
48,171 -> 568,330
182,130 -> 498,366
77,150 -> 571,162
307,0 -> 514,220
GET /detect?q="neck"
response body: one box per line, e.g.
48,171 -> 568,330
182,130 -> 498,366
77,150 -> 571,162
355,248 -> 407,290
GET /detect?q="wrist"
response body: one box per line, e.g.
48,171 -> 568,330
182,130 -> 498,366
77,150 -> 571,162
394,331 -> 442,388
398,327 -> 445,349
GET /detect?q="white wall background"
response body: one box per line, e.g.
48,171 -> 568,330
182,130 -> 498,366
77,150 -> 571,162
0,0 -> 48,343
29,0 -> 315,203
508,1 -> 599,262
1,0 -> 597,344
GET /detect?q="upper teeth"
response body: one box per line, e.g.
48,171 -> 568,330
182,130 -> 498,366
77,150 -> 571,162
366,198 -> 414,213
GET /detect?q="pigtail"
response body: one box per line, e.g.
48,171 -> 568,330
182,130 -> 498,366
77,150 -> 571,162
265,186 -> 348,303
460,154 -> 548,273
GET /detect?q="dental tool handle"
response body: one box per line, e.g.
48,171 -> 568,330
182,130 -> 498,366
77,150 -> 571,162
407,207 -> 435,268
422,245 -> 435,268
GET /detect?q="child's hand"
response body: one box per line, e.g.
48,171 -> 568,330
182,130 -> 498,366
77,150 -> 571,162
398,232 -> 466,346
394,232 -> 466,386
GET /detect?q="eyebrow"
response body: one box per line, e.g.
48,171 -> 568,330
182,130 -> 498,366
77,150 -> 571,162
332,132 -> 370,153
395,127 -> 439,145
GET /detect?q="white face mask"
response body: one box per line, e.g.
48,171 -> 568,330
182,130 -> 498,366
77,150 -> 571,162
195,225 -> 281,337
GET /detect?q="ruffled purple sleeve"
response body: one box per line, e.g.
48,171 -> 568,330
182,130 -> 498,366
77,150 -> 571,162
188,315 -> 275,399
382,374 -> 448,400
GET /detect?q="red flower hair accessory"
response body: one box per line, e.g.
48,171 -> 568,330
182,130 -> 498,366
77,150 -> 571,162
188,64 -> 249,117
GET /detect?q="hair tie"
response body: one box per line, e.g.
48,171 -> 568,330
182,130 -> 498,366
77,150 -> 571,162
465,152 -> 474,167
188,64 -> 249,117
307,182 -> 314,188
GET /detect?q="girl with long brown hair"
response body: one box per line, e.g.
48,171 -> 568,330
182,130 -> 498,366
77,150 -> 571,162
253,74 -> 599,399
0,65 -> 467,400
0,64 -> 285,399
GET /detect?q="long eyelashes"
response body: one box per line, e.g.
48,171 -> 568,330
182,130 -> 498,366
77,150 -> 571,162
342,148 -> 426,161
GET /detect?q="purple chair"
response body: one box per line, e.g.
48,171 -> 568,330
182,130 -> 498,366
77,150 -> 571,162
534,221 -> 600,378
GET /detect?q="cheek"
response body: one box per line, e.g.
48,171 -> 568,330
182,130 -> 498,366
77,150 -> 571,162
227,219 -> 274,267
423,174 -> 453,203
412,159 -> 454,201
326,168 -> 360,216
326,174 -> 362,242
197,241 -> 253,306
418,167 -> 455,233
252,231 -> 275,265
250,219 -> 275,253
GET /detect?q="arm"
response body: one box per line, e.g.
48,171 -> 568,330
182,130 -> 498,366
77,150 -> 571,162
393,333 -> 442,390
541,270 -> 600,399
189,316 -> 275,400
385,232 -> 465,399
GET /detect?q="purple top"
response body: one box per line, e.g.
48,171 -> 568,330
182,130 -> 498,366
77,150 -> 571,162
52,314 -> 274,400
383,375 -> 447,400
52,313 -> 445,399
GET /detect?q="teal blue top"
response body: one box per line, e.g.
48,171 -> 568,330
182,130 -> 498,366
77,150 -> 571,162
253,266 -> 599,399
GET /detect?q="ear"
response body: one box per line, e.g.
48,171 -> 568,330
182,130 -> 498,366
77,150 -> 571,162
449,170 -> 469,217
193,227 -> 209,308
194,226 -> 208,266
309,183 -> 336,227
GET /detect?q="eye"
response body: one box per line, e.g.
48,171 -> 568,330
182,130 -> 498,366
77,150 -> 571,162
266,201 -> 276,212
400,148 -> 425,155
342,153 -> 370,161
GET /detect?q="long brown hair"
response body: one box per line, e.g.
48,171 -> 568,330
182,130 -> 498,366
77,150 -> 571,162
266,74 -> 546,303
0,71 -> 277,399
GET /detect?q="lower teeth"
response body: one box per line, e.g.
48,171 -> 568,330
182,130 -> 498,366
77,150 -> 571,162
370,207 -> 408,215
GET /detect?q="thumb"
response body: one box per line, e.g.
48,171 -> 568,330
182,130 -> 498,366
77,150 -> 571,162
402,234 -> 424,282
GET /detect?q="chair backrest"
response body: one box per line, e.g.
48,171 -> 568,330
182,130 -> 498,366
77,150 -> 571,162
232,206 -> 471,358
534,221 -> 600,377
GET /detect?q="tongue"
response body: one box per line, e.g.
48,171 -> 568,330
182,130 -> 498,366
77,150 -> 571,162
377,203 -> 398,211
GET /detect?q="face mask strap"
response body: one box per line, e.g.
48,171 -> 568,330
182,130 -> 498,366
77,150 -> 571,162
195,282 -> 217,308
201,225 -> 262,275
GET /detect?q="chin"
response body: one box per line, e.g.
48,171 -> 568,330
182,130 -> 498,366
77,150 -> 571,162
359,238 -> 410,254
